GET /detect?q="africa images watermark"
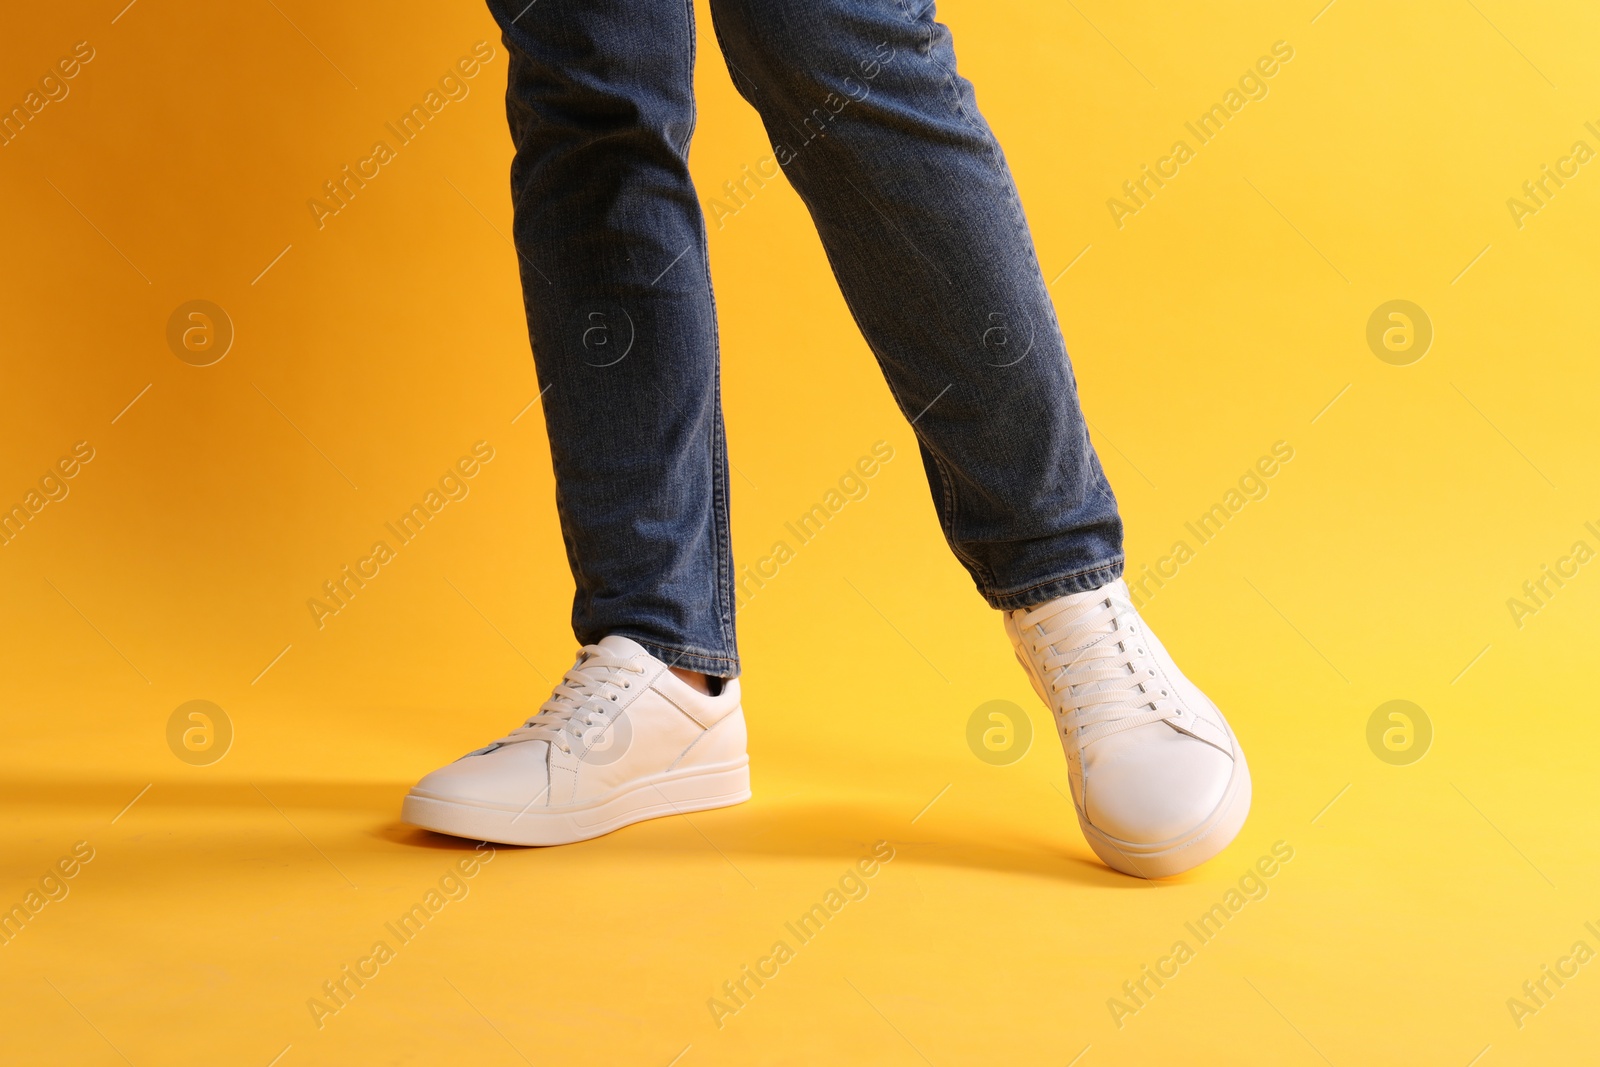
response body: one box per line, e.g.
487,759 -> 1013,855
707,840 -> 897,1028
0,440 -> 96,548
734,440 -> 896,612
1108,840 -> 1296,1028
1504,518 -> 1600,630
0,840 -> 96,947
307,441 -> 496,630
1505,919 -> 1600,1030
306,842 -> 496,1029
1,39 -> 95,148
1505,120 -> 1600,230
307,41 -> 496,230
1107,40 -> 1296,229
703,39 -> 897,229
1127,440 -> 1295,609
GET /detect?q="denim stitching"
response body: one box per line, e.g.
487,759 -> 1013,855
710,377 -> 738,659
680,0 -> 699,155
929,442 -> 998,589
897,3 -> 1033,240
984,557 -> 1127,607
680,0 -> 739,665
894,1 -> 1037,593
619,631 -> 741,670
921,2 -> 1103,601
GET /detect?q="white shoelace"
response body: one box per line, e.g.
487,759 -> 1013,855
490,646 -> 645,755
1018,589 -> 1178,748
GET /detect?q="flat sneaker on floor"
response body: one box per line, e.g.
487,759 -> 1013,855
402,635 -> 750,846
1005,578 -> 1251,878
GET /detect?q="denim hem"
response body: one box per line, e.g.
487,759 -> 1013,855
616,632 -> 741,680
980,557 -> 1125,611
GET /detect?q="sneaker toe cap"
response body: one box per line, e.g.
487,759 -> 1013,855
1083,729 -> 1235,845
411,741 -> 551,810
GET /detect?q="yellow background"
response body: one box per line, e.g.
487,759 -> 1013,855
3,0 -> 1598,1063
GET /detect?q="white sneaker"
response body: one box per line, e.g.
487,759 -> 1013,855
1005,579 -> 1251,878
402,635 -> 750,846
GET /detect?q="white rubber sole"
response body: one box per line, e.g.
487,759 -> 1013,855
401,758 -> 751,846
1080,744 -> 1253,879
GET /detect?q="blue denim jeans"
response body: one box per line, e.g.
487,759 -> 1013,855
486,0 -> 1124,678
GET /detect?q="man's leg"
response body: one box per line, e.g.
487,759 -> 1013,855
707,0 -> 1124,607
403,2 -> 750,847
707,0 -> 1250,879
486,0 -> 738,679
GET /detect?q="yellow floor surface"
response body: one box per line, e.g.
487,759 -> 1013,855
3,1 -> 1599,1064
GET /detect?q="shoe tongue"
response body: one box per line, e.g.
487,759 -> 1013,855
593,634 -> 650,661
1068,578 -> 1130,612
1048,582 -> 1123,646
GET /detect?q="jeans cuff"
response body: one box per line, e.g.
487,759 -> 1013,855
979,557 -> 1125,611
615,633 -> 741,680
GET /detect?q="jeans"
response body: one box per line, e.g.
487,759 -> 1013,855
486,0 -> 1124,678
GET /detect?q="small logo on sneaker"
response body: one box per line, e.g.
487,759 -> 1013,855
166,699 -> 233,766
966,699 -> 1033,766
1366,699 -> 1432,766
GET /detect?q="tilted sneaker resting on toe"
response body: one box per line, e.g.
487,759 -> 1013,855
402,635 -> 750,846
1006,579 -> 1251,878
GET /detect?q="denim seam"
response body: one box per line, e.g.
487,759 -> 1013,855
710,378 -> 737,658
709,2 -> 757,103
898,2 -> 1037,255
983,557 -> 1126,607
866,5 -> 980,587
935,62 -> 1031,237
928,444 -> 999,590
679,0 -> 699,156
615,630 -> 741,672
689,0 -> 739,663
918,3 -> 1106,598
891,1 -> 1025,594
